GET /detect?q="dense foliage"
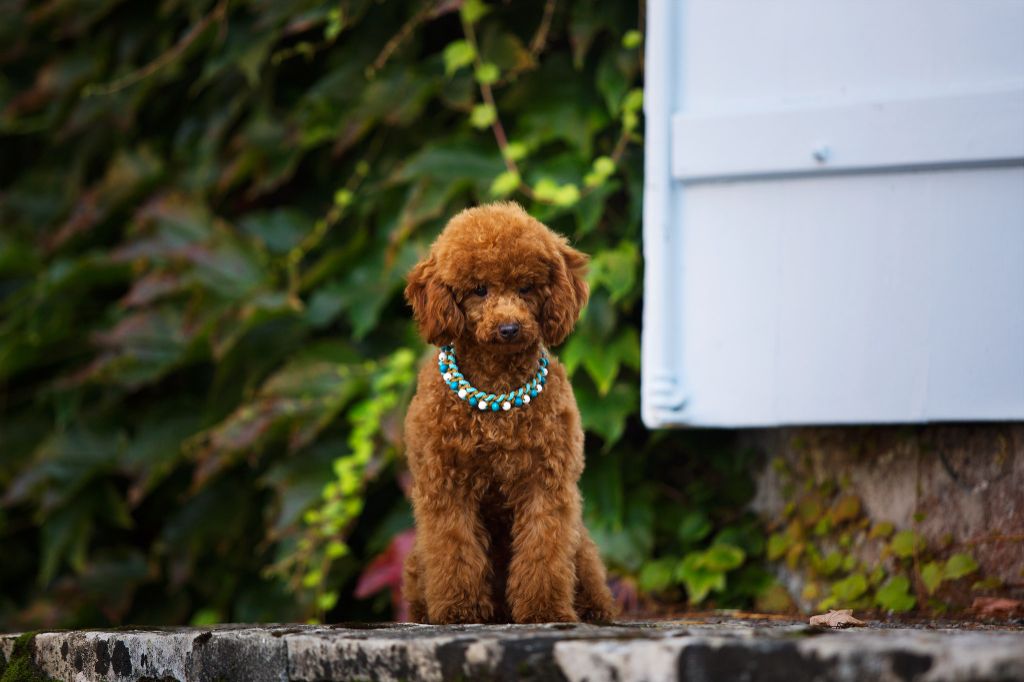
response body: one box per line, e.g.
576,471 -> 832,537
0,0 -> 766,629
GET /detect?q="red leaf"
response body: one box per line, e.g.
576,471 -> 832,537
354,530 -> 415,620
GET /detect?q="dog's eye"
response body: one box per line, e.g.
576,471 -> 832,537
473,285 -> 488,297
519,284 -> 533,295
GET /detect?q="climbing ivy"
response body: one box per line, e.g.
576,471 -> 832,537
766,454 -> 990,616
0,0 -> 771,627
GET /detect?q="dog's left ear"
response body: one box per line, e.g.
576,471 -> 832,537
541,239 -> 590,346
405,253 -> 465,345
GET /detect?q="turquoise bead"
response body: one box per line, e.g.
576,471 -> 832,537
469,397 -> 478,406
449,381 -> 458,389
530,389 -> 538,398
515,397 -> 523,406
491,402 -> 500,411
439,363 -> 448,372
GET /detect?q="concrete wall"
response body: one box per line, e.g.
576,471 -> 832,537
744,423 -> 1024,610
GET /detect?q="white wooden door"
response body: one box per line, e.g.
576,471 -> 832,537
642,0 -> 1024,427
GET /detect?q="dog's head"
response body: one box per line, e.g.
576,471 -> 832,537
405,202 -> 589,352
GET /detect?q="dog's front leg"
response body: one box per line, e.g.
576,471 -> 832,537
507,484 -> 581,623
416,492 -> 494,624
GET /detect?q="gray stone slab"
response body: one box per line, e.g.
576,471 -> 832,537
2,620 -> 1022,682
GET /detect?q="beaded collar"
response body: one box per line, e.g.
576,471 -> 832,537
438,344 -> 549,412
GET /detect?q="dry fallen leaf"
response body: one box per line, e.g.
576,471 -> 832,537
809,609 -> 866,628
971,597 -> 1024,619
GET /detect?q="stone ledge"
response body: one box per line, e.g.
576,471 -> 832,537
2,619 -> 1023,682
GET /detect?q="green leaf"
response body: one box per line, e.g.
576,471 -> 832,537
589,241 -> 639,303
819,551 -> 843,577
584,155 -> 616,188
638,558 -> 676,593
39,502 -> 94,585
533,178 -> 580,207
334,189 -> 353,207
317,590 -> 339,611
831,572 -> 868,603
623,88 -> 643,113
593,156 -> 616,176
575,379 -> 638,448
474,62 -> 500,85
943,553 -> 979,580
396,138 -> 505,192
460,0 -> 490,24
503,141 -> 528,162
240,208 -> 309,254
515,57 -> 607,157
675,553 -> 726,604
577,327 -> 639,395
585,482 -> 655,573
677,511 -> 712,545
875,575 -> 917,613
869,521 -> 895,539
324,7 -> 345,40
702,544 -> 745,572
443,40 -> 476,76
890,530 -> 925,558
596,50 -> 630,116
574,180 -> 619,235
489,170 -> 520,197
828,495 -> 861,524
921,561 -> 944,595
622,30 -> 642,49
971,577 -> 1004,591
469,103 -> 496,129
767,533 -> 791,561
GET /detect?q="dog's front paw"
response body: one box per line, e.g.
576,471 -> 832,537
513,606 -> 579,625
576,604 -> 617,624
429,599 -> 495,625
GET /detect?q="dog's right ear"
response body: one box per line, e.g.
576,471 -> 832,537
405,253 -> 464,346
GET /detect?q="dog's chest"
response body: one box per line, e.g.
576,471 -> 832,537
446,409 -> 546,480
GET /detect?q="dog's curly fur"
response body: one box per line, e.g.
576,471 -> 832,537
401,202 -> 616,624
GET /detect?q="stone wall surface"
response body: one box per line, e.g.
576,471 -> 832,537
2,620 -> 1023,682
745,424 -> 1024,610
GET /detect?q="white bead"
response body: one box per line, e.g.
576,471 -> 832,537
523,395 -> 531,404
443,372 -> 452,382
542,367 -> 548,375
438,352 -> 446,361
537,384 -> 543,392
478,401 -> 488,410
502,401 -> 511,411
458,388 -> 468,399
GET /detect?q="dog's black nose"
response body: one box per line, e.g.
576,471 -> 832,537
499,323 -> 520,339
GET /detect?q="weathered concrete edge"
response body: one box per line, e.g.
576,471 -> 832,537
2,624 -> 1023,682
554,632 -> 1024,682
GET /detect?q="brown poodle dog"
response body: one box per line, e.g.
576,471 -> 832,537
401,202 -> 616,624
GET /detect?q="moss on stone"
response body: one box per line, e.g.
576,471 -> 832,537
0,633 -> 58,682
